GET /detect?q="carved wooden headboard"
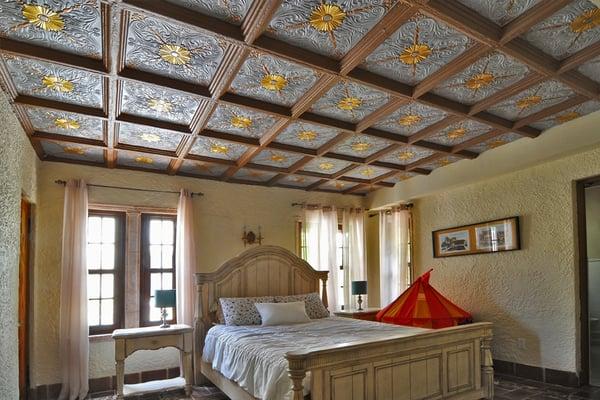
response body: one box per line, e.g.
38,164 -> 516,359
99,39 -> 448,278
193,245 -> 329,383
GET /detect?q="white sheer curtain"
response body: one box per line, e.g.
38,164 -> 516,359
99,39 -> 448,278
58,179 -> 89,400
176,189 -> 197,327
302,207 -> 339,309
379,208 -> 411,307
342,208 -> 366,308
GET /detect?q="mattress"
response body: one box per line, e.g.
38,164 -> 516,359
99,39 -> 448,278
202,316 -> 427,400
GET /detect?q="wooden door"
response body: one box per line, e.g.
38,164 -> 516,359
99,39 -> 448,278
19,199 -> 31,399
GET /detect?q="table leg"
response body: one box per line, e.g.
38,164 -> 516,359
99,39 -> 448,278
115,359 -> 124,400
183,350 -> 193,397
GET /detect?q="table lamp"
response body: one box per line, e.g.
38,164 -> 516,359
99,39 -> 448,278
351,281 -> 367,311
155,289 -> 176,328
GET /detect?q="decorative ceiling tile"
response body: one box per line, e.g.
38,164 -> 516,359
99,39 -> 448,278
331,134 -> 391,158
274,121 -> 340,149
0,0 -> 103,58
179,159 -> 229,177
300,157 -> 353,175
420,155 -> 463,171
524,0 -> 600,60
320,180 -> 356,192
456,0 -> 542,26
230,52 -> 319,107
164,0 -> 253,25
431,52 -> 530,105
117,151 -> 171,171
125,14 -> 225,86
278,174 -> 321,188
4,55 -> 103,108
488,80 -> 576,121
466,132 -> 523,153
26,107 -> 103,140
120,81 -> 202,125
343,165 -> 391,180
382,171 -> 418,184
428,119 -> 493,146
309,80 -> 389,123
41,140 -> 104,163
188,136 -> 249,161
233,168 -> 278,182
362,13 -> 472,86
529,100 -> 600,131
206,103 -> 279,138
267,0 -> 395,59
578,55 -> 600,84
377,145 -> 435,166
250,149 -> 304,168
117,122 -> 184,151
371,101 -> 447,136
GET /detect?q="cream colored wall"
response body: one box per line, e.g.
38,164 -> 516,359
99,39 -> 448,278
365,213 -> 380,308
32,161 -> 364,385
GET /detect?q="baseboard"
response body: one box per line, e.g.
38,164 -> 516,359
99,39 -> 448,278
493,359 -> 580,387
29,367 -> 181,399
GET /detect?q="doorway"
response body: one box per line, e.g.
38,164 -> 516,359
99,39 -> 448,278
19,199 -> 31,399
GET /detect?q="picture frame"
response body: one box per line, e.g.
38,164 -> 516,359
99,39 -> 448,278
432,216 -> 520,258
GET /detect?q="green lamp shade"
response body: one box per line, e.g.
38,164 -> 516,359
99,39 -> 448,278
155,289 -> 176,308
351,281 -> 367,295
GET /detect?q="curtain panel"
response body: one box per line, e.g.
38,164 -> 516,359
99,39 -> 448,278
176,189 -> 197,327
379,208 -> 412,307
342,208 -> 366,308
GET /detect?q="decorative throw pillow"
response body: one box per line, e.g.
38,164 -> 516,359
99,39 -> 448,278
255,302 -> 310,326
274,292 -> 330,319
219,296 -> 274,326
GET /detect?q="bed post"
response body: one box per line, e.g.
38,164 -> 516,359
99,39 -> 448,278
194,280 -> 209,385
286,354 -> 307,400
321,274 -> 328,309
481,330 -> 494,399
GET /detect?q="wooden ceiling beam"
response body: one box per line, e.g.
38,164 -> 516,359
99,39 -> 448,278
14,95 -> 107,119
469,73 -> 545,116
355,97 -> 410,132
513,95 -> 589,130
451,129 -> 504,153
558,41 -> 600,74
407,115 -> 463,144
241,0 -> 283,44
316,132 -> 353,157
365,144 -> 402,164
305,179 -> 328,191
405,152 -> 444,171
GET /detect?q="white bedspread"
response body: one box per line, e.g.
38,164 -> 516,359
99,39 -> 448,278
202,317 -> 427,400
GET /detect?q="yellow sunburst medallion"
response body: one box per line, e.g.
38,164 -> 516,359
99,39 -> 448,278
54,118 -> 79,130
270,153 -> 287,163
135,156 -> 154,164
298,130 -> 317,141
516,95 -> 542,109
438,158 -> 451,166
334,181 -> 345,189
398,114 -> 422,126
210,144 -> 229,154
556,111 -> 581,124
351,141 -> 371,152
22,4 -> 64,32
231,115 -> 252,129
488,139 -> 507,149
570,8 -> 600,33
148,99 -> 172,113
399,44 -> 432,65
63,146 -> 85,155
309,4 -> 346,32
159,44 -> 191,65
398,151 -> 415,161
447,128 -> 466,139
140,133 -> 161,143
319,162 -> 334,171
466,73 -> 495,90
42,76 -> 73,92
360,167 -> 375,177
338,97 -> 362,111
261,74 -> 287,91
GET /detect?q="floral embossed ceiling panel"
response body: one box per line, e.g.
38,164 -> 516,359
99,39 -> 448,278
233,168 -> 278,182
179,159 -> 229,177
117,150 -> 171,171
26,106 -> 104,140
382,171 -> 418,184
117,122 -> 185,152
466,132 -> 523,153
343,165 -> 392,180
250,149 -> 305,168
377,145 -> 435,166
321,180 -> 357,192
529,100 -> 600,131
278,174 -> 321,188
41,139 -> 104,163
371,101 -> 448,136
273,121 -> 340,149
428,119 -> 493,146
331,134 -> 391,158
206,103 -> 279,139
300,157 -> 353,175
420,155 -> 463,171
456,0 -> 542,26
164,0 -> 253,25
578,55 -> 600,83
188,136 -> 250,161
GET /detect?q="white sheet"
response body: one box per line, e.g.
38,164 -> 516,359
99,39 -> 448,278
202,317 -> 427,400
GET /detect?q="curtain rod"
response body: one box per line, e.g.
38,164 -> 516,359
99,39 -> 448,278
55,180 -> 204,197
367,203 -> 413,218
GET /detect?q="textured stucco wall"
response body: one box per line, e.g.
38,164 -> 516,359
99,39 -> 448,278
32,161 -> 364,385
0,89 -> 38,399
366,213 -> 380,308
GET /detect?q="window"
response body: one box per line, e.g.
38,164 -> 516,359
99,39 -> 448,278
140,214 -> 177,326
87,212 -> 125,335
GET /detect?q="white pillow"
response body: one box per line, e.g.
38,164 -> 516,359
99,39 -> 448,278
255,302 -> 310,326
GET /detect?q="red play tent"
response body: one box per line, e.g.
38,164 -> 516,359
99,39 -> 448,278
376,269 -> 472,328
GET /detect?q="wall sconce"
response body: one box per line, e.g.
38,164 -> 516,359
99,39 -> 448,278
242,226 -> 263,247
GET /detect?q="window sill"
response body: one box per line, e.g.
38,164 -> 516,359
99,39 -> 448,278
89,333 -> 113,343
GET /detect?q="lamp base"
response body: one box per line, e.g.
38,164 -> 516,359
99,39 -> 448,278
357,294 -> 363,311
159,307 -> 170,328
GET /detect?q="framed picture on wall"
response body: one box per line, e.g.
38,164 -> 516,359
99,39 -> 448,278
432,216 -> 520,258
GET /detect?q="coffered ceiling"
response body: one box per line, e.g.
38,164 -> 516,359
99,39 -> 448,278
1,0 -> 600,195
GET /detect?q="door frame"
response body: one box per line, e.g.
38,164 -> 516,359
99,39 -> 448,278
19,198 -> 32,399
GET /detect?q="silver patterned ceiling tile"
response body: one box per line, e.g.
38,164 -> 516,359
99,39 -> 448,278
331,134 -> 391,158
41,140 -> 104,163
278,174 -> 321,188
125,13 -> 225,86
343,165 -> 392,180
26,106 -> 103,140
4,55 -> 103,108
266,0 -> 394,59
377,145 -> 435,166
361,13 -> 472,86
530,100 -> 600,131
273,121 -> 340,149
300,157 -> 352,175
466,132 -> 523,153
188,136 -> 249,161
117,151 -> 171,171
428,119 -> 493,146
164,0 -> 253,25
0,0 -> 103,58
117,122 -> 185,151
229,52 -> 319,107
309,80 -> 389,123
431,52 -> 530,105
250,149 -> 304,168
179,159 -> 229,177
524,0 -> 600,60
488,80 -> 576,121
206,103 -> 279,139
120,81 -> 202,125
233,168 -> 278,182
456,0 -> 542,26
420,155 -> 463,171
577,55 -> 600,84
371,101 -> 448,136
382,171 -> 418,184
320,180 -> 357,192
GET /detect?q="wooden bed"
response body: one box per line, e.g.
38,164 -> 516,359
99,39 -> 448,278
194,245 -> 494,400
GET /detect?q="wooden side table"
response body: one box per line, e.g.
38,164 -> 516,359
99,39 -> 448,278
333,307 -> 381,322
112,324 -> 193,399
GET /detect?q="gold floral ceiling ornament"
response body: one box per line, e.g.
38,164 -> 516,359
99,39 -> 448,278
298,130 -> 317,141
22,4 -> 65,32
570,8 -> 600,33
556,111 -> 581,124
351,141 -> 371,152
360,167 -> 375,177
337,96 -> 362,110
210,144 -> 229,154
54,117 -> 79,130
135,156 -> 154,164
309,3 -> 346,32
231,115 -> 253,129
334,181 -> 345,189
42,75 -> 74,92
438,158 -> 451,166
270,153 -> 287,163
399,43 -> 432,65
487,139 -> 507,149
447,127 -> 466,139
260,74 -> 288,91
516,95 -> 542,109
398,114 -> 422,126
466,72 -> 495,90
63,146 -> 85,155
159,44 -> 191,65
140,133 -> 161,143
319,162 -> 334,171
147,98 -> 173,113
398,151 -> 415,161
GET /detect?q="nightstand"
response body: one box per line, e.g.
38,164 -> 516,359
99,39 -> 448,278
333,307 -> 381,322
